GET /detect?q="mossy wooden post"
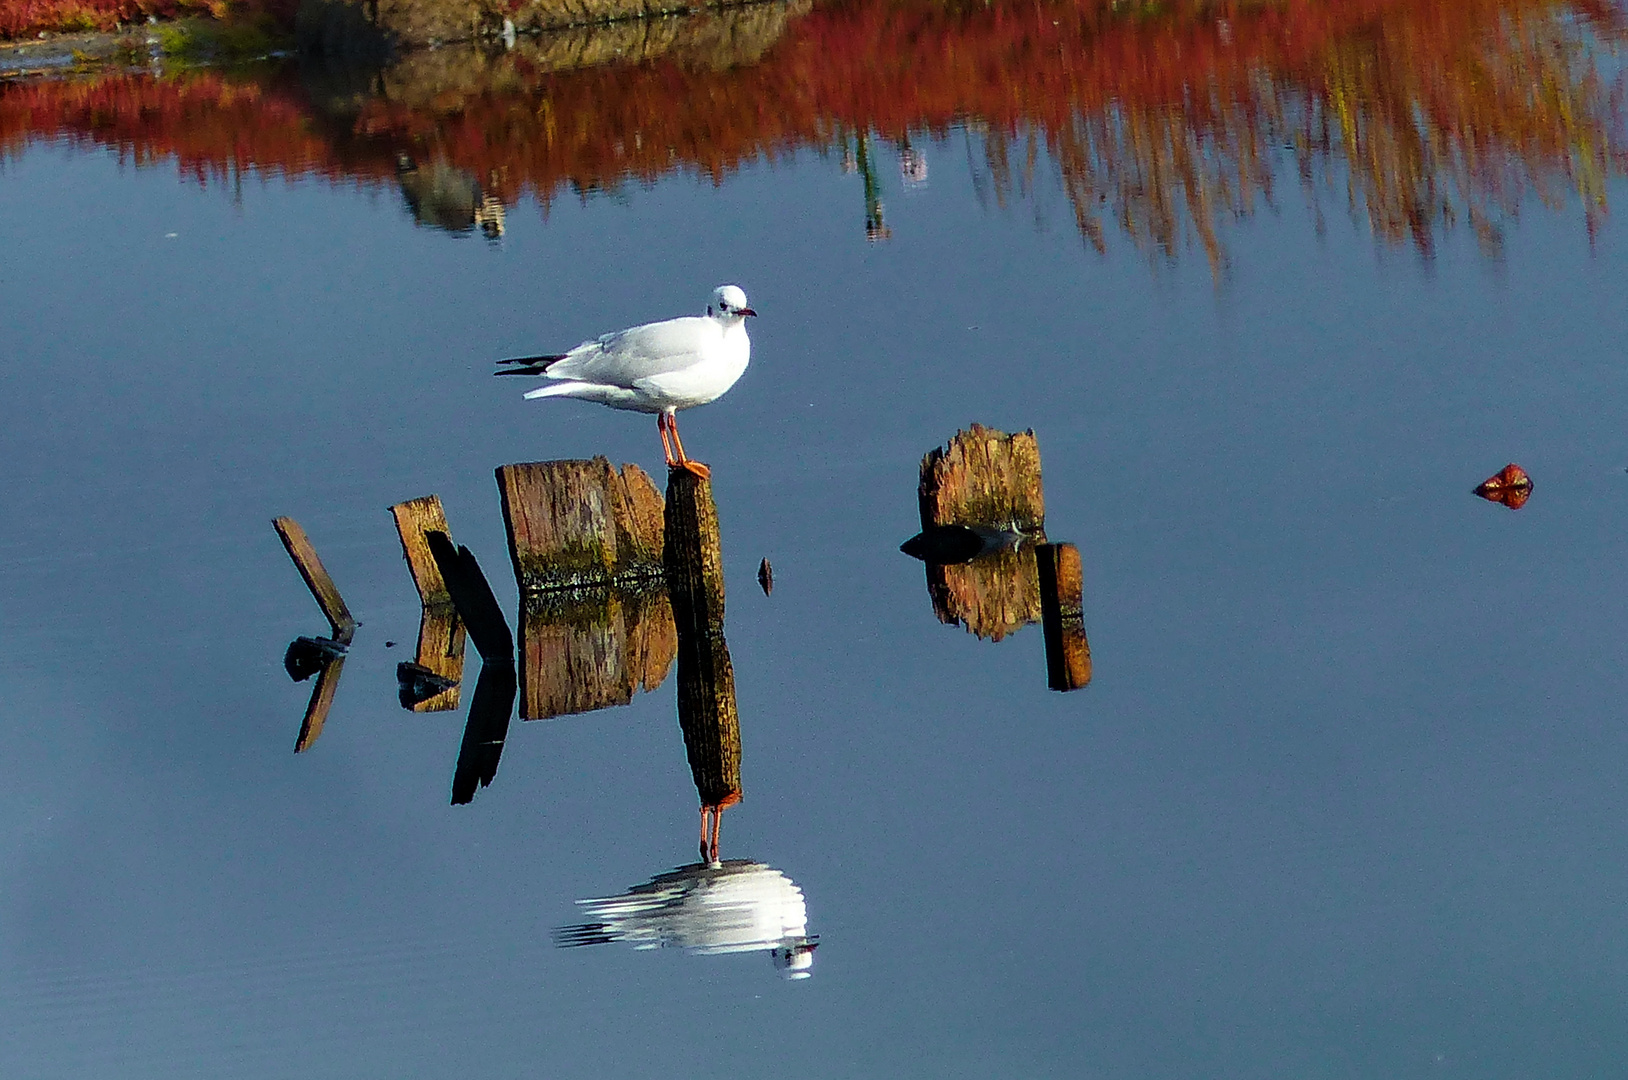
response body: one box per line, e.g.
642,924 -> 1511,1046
496,459 -> 671,720
273,517 -> 357,645
389,495 -> 466,711
916,426 -> 1047,640
664,468 -> 742,814
1036,542 -> 1091,691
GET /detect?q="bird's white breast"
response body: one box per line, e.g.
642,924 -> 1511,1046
635,321 -> 750,410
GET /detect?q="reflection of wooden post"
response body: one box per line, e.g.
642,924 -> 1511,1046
1036,543 -> 1091,691
295,655 -> 346,752
451,660 -> 517,805
519,588 -> 675,718
274,517 -> 355,751
389,496 -> 465,711
664,469 -> 741,812
273,517 -> 357,644
497,460 -> 671,720
916,427 -> 1047,639
425,531 -> 512,662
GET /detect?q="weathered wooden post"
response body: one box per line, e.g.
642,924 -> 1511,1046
1036,542 -> 1092,691
273,517 -> 356,752
495,459 -> 672,720
389,495 -> 466,711
912,425 -> 1047,641
664,468 -> 741,859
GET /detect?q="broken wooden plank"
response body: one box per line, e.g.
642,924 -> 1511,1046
496,459 -> 665,594
390,495 -> 455,604
389,496 -> 465,711
294,653 -> 346,753
665,467 -> 741,814
1036,542 -> 1092,691
273,517 -> 357,644
425,531 -> 513,663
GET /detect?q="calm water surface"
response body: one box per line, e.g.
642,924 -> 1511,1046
2,2 -> 1628,1076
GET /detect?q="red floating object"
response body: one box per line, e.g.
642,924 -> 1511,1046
1473,463 -> 1533,510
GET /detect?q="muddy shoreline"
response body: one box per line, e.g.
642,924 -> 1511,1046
0,28 -> 168,78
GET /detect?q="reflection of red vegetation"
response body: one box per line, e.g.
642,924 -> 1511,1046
1474,463 -> 1534,509
1,0 -> 1623,260
0,68 -> 372,181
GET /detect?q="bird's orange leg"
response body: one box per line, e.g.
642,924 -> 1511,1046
708,806 -> 723,864
658,413 -> 678,467
668,413 -> 711,479
698,806 -> 712,861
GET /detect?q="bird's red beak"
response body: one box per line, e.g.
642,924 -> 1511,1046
741,308 -> 758,317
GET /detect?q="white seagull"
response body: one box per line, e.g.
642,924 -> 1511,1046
496,285 -> 756,478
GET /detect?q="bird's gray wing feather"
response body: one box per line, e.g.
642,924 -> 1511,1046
544,315 -> 712,387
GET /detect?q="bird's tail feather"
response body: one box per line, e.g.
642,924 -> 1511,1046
523,380 -> 593,400
494,353 -> 565,377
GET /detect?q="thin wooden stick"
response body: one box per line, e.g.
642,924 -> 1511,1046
273,517 -> 357,645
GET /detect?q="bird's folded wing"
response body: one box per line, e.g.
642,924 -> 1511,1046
543,316 -> 711,387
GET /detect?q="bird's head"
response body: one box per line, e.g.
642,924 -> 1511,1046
711,284 -> 757,320
771,935 -> 818,979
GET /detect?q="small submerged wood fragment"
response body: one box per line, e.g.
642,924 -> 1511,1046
758,557 -> 773,596
1473,463 -> 1533,510
397,661 -> 458,709
1036,542 -> 1092,691
389,495 -> 466,711
273,516 -> 357,645
665,467 -> 741,814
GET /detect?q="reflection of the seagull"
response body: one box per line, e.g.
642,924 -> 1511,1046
554,467 -> 818,978
556,860 -> 819,979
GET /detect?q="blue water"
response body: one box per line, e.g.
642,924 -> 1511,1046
1,87 -> 1627,1078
